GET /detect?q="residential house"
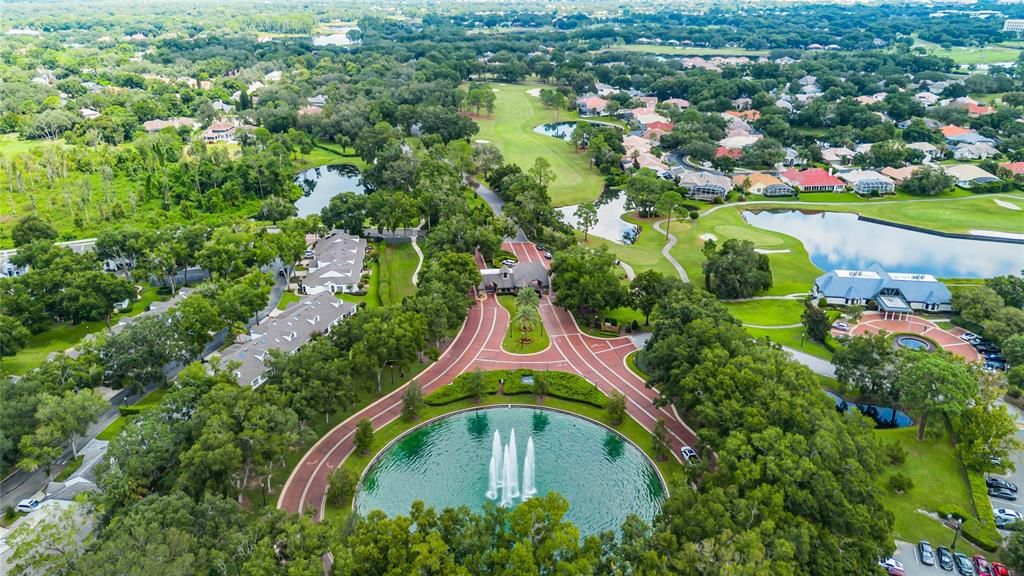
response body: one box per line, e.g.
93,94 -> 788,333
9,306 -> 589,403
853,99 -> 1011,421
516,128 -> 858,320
783,147 -> 806,166
212,101 -> 234,114
780,168 -> 846,192
775,99 -> 795,113
594,82 -> 618,96
79,108 -> 100,120
677,172 -> 733,201
622,135 -> 654,157
217,294 -> 356,388
731,97 -> 753,110
642,128 -> 670,142
732,173 -> 795,196
967,103 -> 996,117
724,109 -> 761,122
644,120 -> 674,133
943,164 -> 1001,188
838,170 -> 896,195
715,147 -> 743,160
718,134 -> 761,150
300,230 -> 368,295
897,117 -> 942,130
821,146 -> 856,165
798,75 -> 817,86
998,161 -> 1024,182
774,56 -> 797,65
576,96 -> 610,116
264,70 -> 283,82
480,262 -> 549,294
662,98 -> 690,109
856,95 -> 880,106
906,141 -> 941,160
881,165 -> 924,183
297,106 -> 323,116
952,141 -> 999,160
307,94 -> 328,107
914,92 -> 939,107
634,96 -> 658,109
635,112 -> 670,130
813,263 -> 952,313
202,121 -> 237,143
199,80 -> 213,90
142,117 -> 197,132
623,152 -> 668,173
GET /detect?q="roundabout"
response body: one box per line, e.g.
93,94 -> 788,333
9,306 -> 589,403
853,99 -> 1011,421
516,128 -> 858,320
354,405 -> 666,535
277,242 -> 698,521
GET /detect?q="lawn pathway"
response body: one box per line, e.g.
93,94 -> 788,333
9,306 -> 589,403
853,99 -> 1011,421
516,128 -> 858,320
651,219 -> 689,283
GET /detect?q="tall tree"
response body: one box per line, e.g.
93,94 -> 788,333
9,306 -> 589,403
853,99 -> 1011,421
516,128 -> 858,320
895,352 -> 978,440
573,201 -> 599,241
550,245 -> 622,316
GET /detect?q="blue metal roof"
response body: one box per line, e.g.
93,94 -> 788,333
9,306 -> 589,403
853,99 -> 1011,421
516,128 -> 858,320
814,262 -> 952,305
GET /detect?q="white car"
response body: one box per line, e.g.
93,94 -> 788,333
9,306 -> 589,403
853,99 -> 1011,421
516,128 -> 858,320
960,332 -> 978,342
15,498 -> 40,513
994,508 -> 1021,519
501,259 -> 517,267
832,321 -> 849,331
680,446 -> 700,464
878,557 -> 905,576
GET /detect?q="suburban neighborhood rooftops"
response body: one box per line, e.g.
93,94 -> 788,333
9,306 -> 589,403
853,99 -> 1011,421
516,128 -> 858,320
677,172 -> 732,189
999,161 -> 1024,174
838,170 -> 893,184
217,293 -> 356,388
943,164 -> 1000,183
303,230 -> 367,294
940,125 -> 972,137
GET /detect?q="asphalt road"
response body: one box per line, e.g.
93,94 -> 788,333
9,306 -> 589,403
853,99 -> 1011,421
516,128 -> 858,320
987,401 -> 1024,538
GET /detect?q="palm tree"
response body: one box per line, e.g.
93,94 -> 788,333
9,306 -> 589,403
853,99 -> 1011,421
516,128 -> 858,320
513,288 -> 542,348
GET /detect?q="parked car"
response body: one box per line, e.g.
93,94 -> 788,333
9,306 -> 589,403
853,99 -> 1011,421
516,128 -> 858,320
955,552 -> 976,575
543,250 -> 552,260
960,332 -> 979,342
918,540 -> 935,566
973,555 -> 993,576
989,486 -> 1017,501
991,562 -> 1010,576
832,320 -> 849,331
994,507 -> 1022,520
501,259 -> 516,267
535,244 -> 545,251
937,546 -> 954,571
680,446 -> 700,464
879,557 -> 905,576
987,477 -> 1018,492
15,499 -> 40,513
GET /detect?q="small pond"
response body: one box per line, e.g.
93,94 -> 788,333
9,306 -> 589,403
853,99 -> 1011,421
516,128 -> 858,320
355,407 -> 665,536
894,334 -> 935,352
824,390 -> 912,429
534,121 -> 622,142
742,210 -> 1024,278
313,26 -> 360,46
557,191 -> 639,244
293,164 -> 365,217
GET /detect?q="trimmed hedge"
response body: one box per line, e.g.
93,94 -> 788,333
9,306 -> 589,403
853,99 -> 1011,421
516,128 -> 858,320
964,472 -> 1001,552
425,370 -> 607,408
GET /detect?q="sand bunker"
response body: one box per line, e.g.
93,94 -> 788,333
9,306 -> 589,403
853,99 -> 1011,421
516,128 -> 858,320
994,198 -> 1021,211
698,233 -> 718,242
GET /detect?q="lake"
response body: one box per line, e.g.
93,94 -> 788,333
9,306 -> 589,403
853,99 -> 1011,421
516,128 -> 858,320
557,191 -> 639,244
534,121 -> 622,142
293,164 -> 364,217
742,210 -> 1024,278
313,26 -> 360,46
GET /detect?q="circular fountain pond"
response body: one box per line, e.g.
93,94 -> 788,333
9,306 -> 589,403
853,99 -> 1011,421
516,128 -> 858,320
354,406 -> 665,535
894,334 -> 936,352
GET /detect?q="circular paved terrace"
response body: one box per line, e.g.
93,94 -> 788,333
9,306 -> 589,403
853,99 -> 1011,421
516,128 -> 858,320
277,242 -> 697,520
840,311 -> 980,362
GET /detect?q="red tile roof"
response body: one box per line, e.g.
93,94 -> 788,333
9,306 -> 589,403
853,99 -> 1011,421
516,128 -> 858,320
780,168 -> 844,188
644,121 -> 674,132
999,162 -> 1024,175
967,103 -> 996,116
715,147 -> 742,159
941,125 -> 972,137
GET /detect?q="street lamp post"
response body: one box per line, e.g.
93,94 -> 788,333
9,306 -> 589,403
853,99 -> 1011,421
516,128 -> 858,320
950,517 -> 964,550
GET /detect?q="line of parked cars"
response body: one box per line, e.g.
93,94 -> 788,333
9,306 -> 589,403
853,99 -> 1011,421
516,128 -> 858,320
960,332 -> 1006,372
988,475 -> 1019,503
880,541 -> 1011,575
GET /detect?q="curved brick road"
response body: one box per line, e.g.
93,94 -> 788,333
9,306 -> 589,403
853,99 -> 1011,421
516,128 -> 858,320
277,242 -> 697,520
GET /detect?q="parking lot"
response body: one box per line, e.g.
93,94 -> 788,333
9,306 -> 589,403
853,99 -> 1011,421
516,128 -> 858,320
990,400 -> 1024,533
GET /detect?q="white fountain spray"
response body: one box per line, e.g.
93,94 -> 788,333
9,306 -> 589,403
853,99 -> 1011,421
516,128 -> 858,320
507,429 -> 520,499
486,430 -> 502,500
499,444 -> 514,507
522,436 -> 536,500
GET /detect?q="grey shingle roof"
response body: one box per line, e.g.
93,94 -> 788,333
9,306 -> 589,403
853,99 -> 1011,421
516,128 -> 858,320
814,263 -> 951,305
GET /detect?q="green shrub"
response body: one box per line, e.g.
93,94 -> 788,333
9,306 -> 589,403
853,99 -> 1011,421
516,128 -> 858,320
885,442 -> 908,466
424,370 -> 607,408
1008,386 -> 1022,399
326,467 -> 357,506
888,472 -> 913,493
3,506 -> 15,522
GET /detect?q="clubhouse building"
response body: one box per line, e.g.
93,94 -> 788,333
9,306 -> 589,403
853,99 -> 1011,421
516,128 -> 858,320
813,263 -> 952,316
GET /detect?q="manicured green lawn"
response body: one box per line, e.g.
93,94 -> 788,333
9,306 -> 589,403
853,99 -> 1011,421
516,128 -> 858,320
1,283 -> 169,376
745,326 -> 834,360
96,388 -> 168,441
874,426 -> 988,557
497,295 -> 550,354
473,83 -> 606,206
276,291 -> 301,310
723,299 -> 806,326
376,241 -> 420,306
324,385 -> 684,522
756,192 -> 1024,235
581,213 -> 679,280
670,207 -> 822,297
913,37 -> 1021,65
54,455 -> 84,482
599,44 -> 770,57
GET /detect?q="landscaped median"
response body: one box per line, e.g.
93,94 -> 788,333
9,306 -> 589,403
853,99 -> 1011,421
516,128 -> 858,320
323,369 -> 681,521
496,296 -> 550,354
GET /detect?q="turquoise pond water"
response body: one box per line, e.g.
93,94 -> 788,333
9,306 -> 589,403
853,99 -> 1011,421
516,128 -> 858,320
354,407 -> 666,535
